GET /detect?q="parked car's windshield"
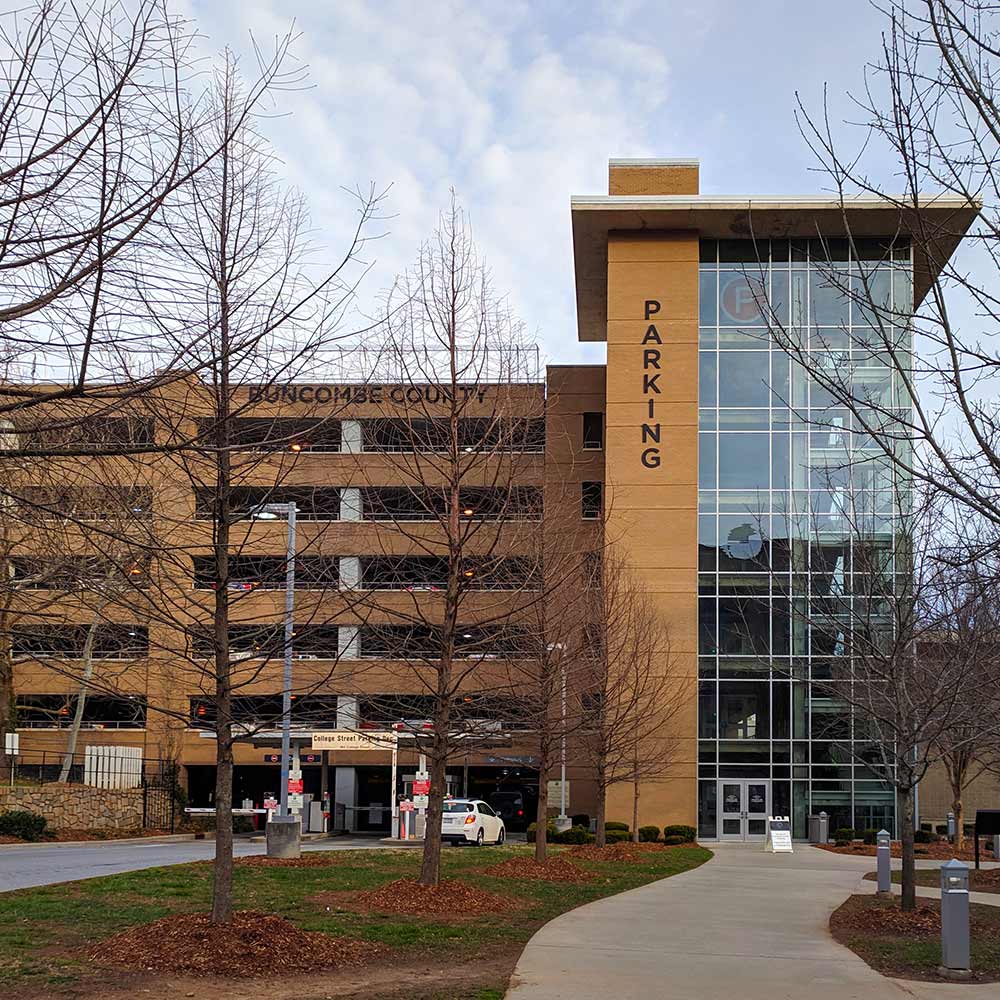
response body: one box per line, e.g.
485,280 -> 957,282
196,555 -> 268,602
443,802 -> 474,812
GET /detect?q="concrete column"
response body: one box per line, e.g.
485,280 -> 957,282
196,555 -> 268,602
339,556 -> 361,589
338,627 -> 359,659
340,420 -> 362,453
336,695 -> 359,729
339,487 -> 362,522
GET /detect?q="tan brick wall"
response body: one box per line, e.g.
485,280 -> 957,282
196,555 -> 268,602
603,231 -> 700,830
0,783 -> 144,830
919,763 -> 1000,826
608,163 -> 699,196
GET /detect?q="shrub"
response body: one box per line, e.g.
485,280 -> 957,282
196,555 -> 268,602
862,829 -> 878,845
0,809 -> 48,842
914,829 -> 934,844
638,825 -> 660,843
936,824 -> 949,836
604,821 -> 629,832
833,827 -> 856,842
553,825 -> 592,845
525,821 -> 557,844
834,839 -> 850,848
571,813 -> 590,829
605,829 -> 631,844
663,835 -> 686,846
663,824 -> 696,843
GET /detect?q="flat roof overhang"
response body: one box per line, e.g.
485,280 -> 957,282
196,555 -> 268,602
570,194 -> 980,341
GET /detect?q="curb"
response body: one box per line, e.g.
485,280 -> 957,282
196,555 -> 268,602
0,832 -> 211,850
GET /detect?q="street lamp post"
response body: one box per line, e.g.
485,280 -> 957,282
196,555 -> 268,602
253,502 -> 297,817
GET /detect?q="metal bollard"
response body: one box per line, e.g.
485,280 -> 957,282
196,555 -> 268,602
876,829 -> 892,897
947,811 -> 956,841
939,859 -> 971,978
993,834 -> 1000,860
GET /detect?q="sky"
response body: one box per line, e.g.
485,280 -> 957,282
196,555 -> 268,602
176,0 -> 900,368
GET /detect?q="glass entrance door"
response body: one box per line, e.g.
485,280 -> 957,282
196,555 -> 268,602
717,779 -> 769,841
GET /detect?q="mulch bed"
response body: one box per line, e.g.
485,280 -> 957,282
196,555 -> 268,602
354,878 -> 520,916
0,829 -> 173,845
862,868 -> 1000,894
817,841 -> 986,861
832,894 -> 941,937
481,856 -> 595,882
88,910 -> 381,977
830,894 -> 1000,983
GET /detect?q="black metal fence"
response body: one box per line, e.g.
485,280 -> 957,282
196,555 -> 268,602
1,745 -> 178,833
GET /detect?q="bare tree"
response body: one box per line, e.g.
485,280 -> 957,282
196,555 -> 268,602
512,499 -> 591,863
349,199 -> 544,885
760,1 -> 1000,548
579,544 -> 684,848
771,485 -> 992,910
929,555 -> 1000,849
0,1 -> 307,428
5,49 -> 383,924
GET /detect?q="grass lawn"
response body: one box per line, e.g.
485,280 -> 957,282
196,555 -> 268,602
862,869 -> 1000,893
831,894 -> 1000,983
0,843 -> 710,998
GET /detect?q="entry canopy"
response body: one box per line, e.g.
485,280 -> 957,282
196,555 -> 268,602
570,193 -> 981,342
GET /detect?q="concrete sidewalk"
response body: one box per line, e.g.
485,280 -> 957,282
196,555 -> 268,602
506,844 -> 997,1000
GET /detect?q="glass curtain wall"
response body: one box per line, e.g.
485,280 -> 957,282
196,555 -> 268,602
697,237 -> 910,839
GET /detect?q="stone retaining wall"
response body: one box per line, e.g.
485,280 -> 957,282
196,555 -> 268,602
0,783 -> 144,830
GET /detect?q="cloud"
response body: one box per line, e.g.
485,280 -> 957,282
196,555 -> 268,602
178,0 -> 688,367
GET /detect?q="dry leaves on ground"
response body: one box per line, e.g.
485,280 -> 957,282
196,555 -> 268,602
354,878 -> 520,915
831,897 -> 942,937
88,911 -> 381,977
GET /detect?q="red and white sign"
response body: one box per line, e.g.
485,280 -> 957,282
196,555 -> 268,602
263,796 -> 278,811
399,799 -> 415,812
288,778 -> 303,794
413,779 -> 430,796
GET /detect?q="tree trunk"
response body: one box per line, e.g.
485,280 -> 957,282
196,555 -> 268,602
631,776 -> 640,843
953,797 -> 964,852
595,767 -> 607,848
899,786 -> 916,912
534,757 -> 550,862
418,746 -> 448,886
59,604 -> 105,782
0,622 -> 14,770
211,732 -> 234,923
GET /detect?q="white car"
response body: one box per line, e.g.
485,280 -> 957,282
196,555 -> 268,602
440,798 -> 506,846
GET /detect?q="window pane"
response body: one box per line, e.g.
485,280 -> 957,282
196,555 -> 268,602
718,433 -> 769,490
718,352 -> 770,407
719,271 -> 766,325
699,433 -> 717,489
699,353 -> 717,407
699,271 -> 717,325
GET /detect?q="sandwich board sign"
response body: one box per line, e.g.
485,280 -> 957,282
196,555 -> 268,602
765,816 -> 793,853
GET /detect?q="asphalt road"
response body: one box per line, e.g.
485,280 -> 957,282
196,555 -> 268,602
0,835 -> 406,893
